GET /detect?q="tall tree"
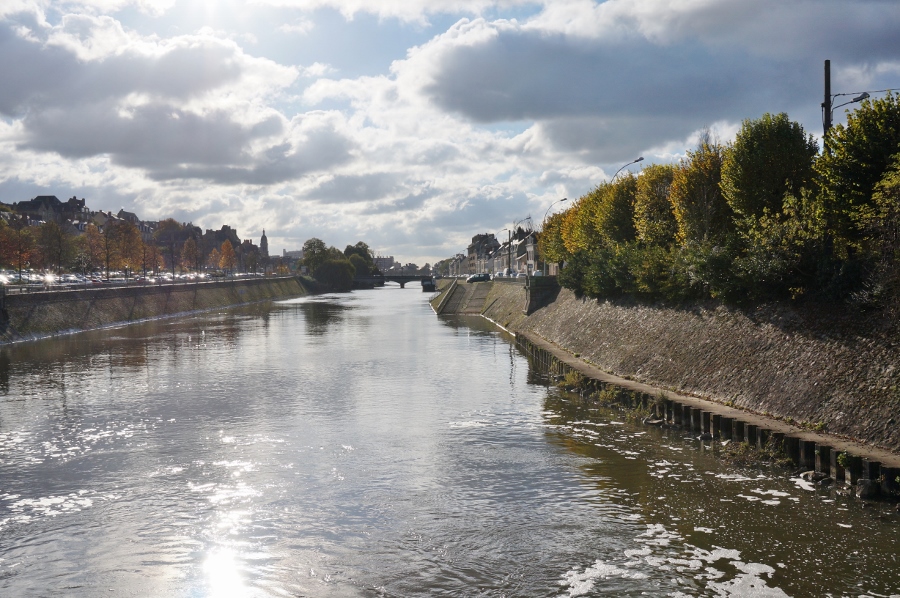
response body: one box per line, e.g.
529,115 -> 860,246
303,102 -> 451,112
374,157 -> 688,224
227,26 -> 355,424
117,222 -> 143,277
856,155 -> 900,308
669,134 -> 731,244
140,240 -> 163,276
315,258 -> 355,291
343,241 -> 374,269
348,253 -> 369,277
538,211 -> 568,265
301,237 -> 329,275
181,237 -> 200,273
244,247 -> 260,273
0,218 -> 35,276
560,189 -> 603,255
634,163 -> 677,246
154,218 -> 183,275
100,221 -> 120,278
593,174 -> 638,246
218,241 -> 237,273
84,224 -> 104,274
721,113 -> 818,220
35,221 -> 72,274
816,92 -> 900,253
206,248 -> 221,271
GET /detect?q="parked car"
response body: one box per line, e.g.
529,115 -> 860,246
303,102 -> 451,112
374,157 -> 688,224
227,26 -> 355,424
532,270 -> 543,276
466,273 -> 491,283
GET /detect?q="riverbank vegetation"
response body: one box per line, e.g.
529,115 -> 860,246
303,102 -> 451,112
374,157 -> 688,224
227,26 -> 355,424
300,238 -> 379,292
0,217 -> 288,280
540,95 -> 900,310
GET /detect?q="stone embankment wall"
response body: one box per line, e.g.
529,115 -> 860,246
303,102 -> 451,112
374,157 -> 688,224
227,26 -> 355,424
0,277 -> 312,344
435,280 -> 900,457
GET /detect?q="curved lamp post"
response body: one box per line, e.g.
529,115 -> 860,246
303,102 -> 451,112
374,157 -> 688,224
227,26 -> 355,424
612,157 -> 644,181
825,92 -> 869,134
542,198 -> 569,228
821,59 -> 880,135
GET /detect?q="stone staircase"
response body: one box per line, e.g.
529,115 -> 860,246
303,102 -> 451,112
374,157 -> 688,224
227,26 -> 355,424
434,281 -> 492,315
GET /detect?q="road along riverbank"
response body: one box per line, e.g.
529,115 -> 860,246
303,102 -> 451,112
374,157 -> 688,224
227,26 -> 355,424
432,278 -> 900,499
0,276 -> 313,345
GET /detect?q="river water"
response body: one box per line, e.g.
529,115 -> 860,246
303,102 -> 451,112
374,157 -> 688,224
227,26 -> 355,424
0,287 -> 897,597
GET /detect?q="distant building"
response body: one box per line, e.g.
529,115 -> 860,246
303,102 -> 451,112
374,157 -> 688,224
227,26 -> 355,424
282,249 -> 304,259
11,195 -> 90,223
373,255 -> 394,272
117,208 -> 139,224
260,229 -> 269,259
467,233 -> 500,274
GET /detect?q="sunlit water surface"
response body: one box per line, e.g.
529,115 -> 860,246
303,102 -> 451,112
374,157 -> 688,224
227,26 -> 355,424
0,288 -> 897,597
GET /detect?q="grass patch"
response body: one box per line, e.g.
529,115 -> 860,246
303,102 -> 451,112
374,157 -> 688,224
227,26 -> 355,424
720,437 -> 793,469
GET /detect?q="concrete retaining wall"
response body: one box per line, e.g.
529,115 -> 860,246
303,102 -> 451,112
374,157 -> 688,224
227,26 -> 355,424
0,277 -> 311,344
448,278 -> 900,474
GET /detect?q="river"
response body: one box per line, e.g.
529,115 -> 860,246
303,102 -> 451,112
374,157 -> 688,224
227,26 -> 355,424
0,287 -> 897,597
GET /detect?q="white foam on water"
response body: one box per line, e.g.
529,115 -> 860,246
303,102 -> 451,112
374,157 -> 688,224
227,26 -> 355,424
558,524 -> 790,598
715,473 -> 757,482
752,489 -> 790,498
792,478 -> 816,492
706,562 -> 789,597
557,560 -> 648,596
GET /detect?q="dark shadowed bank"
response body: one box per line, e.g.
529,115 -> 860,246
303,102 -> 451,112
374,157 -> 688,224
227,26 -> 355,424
434,278 -> 900,459
0,276 -> 316,345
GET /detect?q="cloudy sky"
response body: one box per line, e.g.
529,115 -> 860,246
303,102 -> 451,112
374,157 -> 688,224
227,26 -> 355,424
1,0 -> 898,264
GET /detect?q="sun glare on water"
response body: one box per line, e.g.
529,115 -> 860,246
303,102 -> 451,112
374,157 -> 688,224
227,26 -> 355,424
203,547 -> 247,598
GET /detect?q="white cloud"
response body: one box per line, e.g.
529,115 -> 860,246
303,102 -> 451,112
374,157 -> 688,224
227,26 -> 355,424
299,61 -> 334,77
250,0 -> 534,24
3,0 -> 900,263
278,17 -> 314,35
50,0 -> 178,17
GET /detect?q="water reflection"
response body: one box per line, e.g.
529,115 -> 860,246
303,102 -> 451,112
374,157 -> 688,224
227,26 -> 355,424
540,386 -> 900,597
1,290 -> 899,597
437,314 -> 506,335
0,349 -> 9,392
204,547 -> 247,597
297,298 -> 351,336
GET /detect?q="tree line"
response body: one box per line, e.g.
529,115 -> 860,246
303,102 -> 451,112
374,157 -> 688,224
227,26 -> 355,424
0,217 -> 253,278
300,238 -> 380,292
539,93 -> 900,312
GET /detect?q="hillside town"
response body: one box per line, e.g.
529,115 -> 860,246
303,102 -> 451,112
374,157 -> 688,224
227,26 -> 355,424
0,194 -> 289,282
0,194 -> 437,286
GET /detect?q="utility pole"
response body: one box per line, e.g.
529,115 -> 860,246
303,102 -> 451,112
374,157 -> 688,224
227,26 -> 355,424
822,59 -> 832,135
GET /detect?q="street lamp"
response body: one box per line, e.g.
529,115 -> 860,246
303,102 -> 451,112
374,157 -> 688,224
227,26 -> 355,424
541,198 -> 569,229
612,157 -> 644,181
824,92 -> 869,134
821,60 -> 883,135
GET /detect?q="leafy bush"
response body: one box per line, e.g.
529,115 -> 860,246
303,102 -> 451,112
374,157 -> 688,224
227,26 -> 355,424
314,258 -> 355,292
